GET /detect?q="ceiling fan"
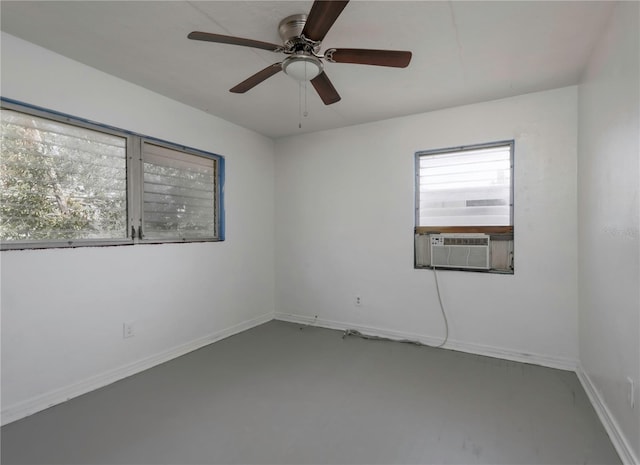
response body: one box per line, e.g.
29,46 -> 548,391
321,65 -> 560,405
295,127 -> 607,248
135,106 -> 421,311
188,0 -> 412,105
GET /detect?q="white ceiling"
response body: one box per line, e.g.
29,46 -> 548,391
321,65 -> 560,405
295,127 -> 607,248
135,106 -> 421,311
1,1 -> 614,139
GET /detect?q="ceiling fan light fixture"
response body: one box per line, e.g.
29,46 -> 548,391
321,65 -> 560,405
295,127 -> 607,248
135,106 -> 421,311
282,55 -> 323,81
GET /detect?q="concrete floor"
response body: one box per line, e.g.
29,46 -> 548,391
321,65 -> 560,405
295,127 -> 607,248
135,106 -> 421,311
1,321 -> 621,464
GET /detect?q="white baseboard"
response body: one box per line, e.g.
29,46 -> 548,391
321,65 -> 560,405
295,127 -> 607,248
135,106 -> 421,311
274,312 -> 578,371
1,312 -> 273,426
576,366 -> 639,465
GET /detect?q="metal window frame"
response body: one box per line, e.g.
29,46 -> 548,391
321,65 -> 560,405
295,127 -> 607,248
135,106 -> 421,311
414,140 -> 515,229
139,138 -> 221,244
0,98 -> 225,250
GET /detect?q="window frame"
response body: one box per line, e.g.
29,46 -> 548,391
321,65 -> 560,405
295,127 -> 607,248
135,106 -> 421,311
414,140 -> 514,235
414,140 -> 515,273
138,138 -> 222,244
1,98 -> 225,250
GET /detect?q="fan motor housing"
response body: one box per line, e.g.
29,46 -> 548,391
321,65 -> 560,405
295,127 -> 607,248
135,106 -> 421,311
278,14 -> 310,49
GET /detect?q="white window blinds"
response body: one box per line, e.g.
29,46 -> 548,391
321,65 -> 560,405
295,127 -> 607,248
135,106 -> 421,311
142,143 -> 217,240
417,143 -> 512,227
1,109 -> 127,242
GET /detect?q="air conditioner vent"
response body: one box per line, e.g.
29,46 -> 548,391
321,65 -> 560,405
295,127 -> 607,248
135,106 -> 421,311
430,233 -> 490,270
441,236 -> 489,246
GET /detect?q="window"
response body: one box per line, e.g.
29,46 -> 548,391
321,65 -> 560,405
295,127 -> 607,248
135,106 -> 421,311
414,141 -> 514,272
142,142 -> 218,240
0,100 -> 224,250
1,108 -> 128,243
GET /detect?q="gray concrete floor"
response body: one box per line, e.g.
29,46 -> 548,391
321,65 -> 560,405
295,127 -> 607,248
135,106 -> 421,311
1,321 -> 620,464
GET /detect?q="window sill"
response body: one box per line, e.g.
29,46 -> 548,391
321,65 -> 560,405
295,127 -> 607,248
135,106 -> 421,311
415,226 -> 513,235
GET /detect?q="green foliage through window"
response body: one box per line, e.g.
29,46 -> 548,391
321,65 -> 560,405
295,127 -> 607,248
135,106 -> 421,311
1,109 -> 127,242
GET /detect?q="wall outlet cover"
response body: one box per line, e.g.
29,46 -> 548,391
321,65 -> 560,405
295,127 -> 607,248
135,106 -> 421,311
123,322 -> 135,339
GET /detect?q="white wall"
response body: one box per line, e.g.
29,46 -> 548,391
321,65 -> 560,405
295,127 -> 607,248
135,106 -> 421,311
577,1 -> 640,462
0,33 -> 276,423
275,86 -> 579,367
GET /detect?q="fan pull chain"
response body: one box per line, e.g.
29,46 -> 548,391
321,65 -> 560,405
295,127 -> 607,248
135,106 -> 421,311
303,64 -> 309,118
298,65 -> 310,129
304,80 -> 308,118
298,81 -> 302,129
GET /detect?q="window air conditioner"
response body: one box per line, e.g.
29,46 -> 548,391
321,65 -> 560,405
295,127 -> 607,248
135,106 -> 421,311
430,234 -> 491,270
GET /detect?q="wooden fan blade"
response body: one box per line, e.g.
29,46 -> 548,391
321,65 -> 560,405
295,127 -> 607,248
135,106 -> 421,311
188,31 -> 282,52
328,49 -> 412,68
310,72 -> 341,105
302,1 -> 350,42
230,63 -> 283,93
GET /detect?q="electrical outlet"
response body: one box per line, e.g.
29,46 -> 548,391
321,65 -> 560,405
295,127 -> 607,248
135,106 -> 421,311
123,322 -> 135,339
627,377 -> 635,408
355,296 -> 362,306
